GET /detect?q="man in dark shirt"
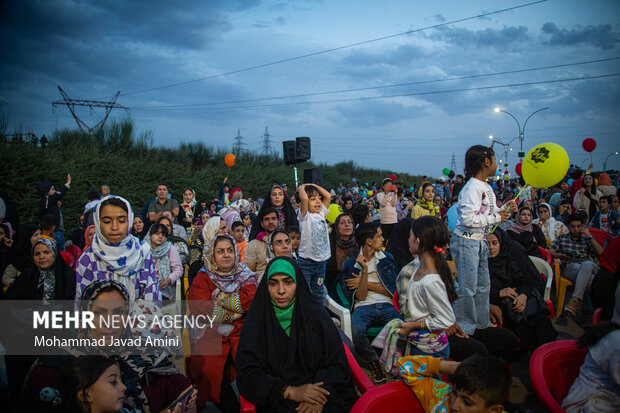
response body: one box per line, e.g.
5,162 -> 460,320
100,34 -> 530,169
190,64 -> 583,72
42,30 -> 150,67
147,183 -> 179,223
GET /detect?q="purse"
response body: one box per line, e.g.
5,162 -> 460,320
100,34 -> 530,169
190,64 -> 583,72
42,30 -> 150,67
500,296 -> 525,324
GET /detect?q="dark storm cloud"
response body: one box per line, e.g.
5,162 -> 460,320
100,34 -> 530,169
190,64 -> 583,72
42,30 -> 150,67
434,14 -> 446,23
330,99 -> 427,128
431,25 -> 530,50
541,23 -> 620,50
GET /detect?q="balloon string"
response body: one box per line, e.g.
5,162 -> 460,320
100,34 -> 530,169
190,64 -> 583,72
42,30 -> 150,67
491,184 -> 529,233
226,167 -> 231,179
589,152 -> 593,171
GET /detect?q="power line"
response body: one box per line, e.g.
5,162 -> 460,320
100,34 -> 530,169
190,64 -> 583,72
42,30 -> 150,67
131,56 -> 620,110
121,0 -> 548,96
133,72 -> 620,114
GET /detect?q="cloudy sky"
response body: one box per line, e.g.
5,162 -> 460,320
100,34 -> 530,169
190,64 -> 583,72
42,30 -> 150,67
2,0 -> 619,176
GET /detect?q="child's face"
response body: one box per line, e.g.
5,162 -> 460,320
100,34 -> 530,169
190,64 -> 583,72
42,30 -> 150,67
309,194 -> 322,213
289,232 -> 300,250
85,364 -> 126,412
537,207 -> 550,222
450,389 -> 503,413
150,230 -> 165,247
599,199 -> 609,211
232,226 -> 245,242
47,185 -> 56,196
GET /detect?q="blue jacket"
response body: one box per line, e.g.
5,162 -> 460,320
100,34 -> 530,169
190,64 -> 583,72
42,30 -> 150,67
340,250 -> 398,310
589,209 -> 620,237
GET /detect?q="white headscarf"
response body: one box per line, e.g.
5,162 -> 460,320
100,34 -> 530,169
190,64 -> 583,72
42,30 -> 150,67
92,195 -> 146,276
533,202 -> 569,243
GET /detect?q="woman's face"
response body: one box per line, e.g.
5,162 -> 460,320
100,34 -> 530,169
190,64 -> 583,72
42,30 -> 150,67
519,209 -> 532,225
30,229 -> 42,245
213,238 -> 235,272
486,234 -> 500,258
201,213 -> 210,225
270,187 -> 284,207
218,220 -> 229,235
367,200 -> 374,211
408,229 -> 420,255
84,364 -> 126,412
272,232 -> 292,257
132,217 -> 144,233
337,215 -> 354,238
268,274 -> 296,308
150,230 -> 165,248
87,227 -> 95,244
559,203 -> 570,214
33,243 -> 54,270
434,196 -> 442,205
423,185 -> 434,201
183,189 -> 194,204
583,175 -> 593,187
210,203 -> 217,212
344,199 -> 353,210
242,215 -> 252,227
90,289 -> 127,345
538,206 -> 550,222
159,219 -> 172,236
100,204 -> 129,244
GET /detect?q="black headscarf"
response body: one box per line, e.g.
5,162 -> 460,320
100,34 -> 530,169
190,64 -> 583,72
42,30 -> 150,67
249,186 -> 299,241
130,214 -> 150,241
237,257 -> 358,412
487,228 -> 543,306
4,239 -> 76,300
386,217 -> 415,272
7,223 -> 39,272
326,213 -> 358,296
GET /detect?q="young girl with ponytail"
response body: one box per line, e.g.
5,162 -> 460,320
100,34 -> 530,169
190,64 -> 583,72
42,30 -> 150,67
397,216 -> 457,360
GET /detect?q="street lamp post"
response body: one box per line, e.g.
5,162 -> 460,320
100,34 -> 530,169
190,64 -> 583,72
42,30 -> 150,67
604,151 -> 619,170
580,158 -> 591,170
494,107 -> 549,160
489,135 -> 519,167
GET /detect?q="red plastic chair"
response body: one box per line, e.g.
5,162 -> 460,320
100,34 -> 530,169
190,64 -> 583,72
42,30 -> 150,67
392,290 -> 399,312
240,342 -> 375,412
587,227 -> 611,247
538,246 -> 553,265
593,307 -> 602,325
350,381 -> 425,413
529,340 -> 588,413
59,251 -> 75,268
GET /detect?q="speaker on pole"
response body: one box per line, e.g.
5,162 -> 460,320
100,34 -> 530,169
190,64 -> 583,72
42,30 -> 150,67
303,168 -> 322,187
296,137 -> 311,162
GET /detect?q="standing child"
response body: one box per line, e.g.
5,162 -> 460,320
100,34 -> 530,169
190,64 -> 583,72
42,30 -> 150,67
296,183 -> 332,303
230,221 -> 248,262
449,145 -> 517,359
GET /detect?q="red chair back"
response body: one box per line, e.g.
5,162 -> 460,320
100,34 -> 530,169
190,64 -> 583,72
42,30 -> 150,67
59,251 -> 75,268
392,290 -> 399,312
350,381 -> 425,413
587,228 -> 611,247
538,247 -> 552,265
529,340 -> 588,413
593,307 -> 602,325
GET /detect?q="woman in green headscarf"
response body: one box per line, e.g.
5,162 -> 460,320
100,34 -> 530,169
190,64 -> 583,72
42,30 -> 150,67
237,257 -> 358,412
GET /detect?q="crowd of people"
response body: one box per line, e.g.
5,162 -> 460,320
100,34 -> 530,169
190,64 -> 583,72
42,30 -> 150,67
0,143 -> 619,412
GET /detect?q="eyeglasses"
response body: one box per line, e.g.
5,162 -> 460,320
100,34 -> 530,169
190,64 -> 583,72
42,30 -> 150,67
273,239 -> 291,246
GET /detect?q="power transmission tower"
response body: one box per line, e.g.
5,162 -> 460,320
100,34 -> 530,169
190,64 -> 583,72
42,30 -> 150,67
450,153 -> 457,173
261,126 -> 273,154
232,129 -> 247,155
52,86 -> 128,134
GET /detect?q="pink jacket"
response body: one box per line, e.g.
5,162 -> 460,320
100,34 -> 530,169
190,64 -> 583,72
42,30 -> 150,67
376,192 -> 398,224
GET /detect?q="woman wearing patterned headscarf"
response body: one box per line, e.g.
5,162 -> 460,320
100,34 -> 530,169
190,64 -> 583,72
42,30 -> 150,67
187,233 -> 257,411
74,195 -> 160,306
5,238 -> 75,301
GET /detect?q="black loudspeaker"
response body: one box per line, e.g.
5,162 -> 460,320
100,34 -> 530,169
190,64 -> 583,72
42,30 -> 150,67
296,137 -> 311,162
283,140 -> 296,165
304,168 -> 322,187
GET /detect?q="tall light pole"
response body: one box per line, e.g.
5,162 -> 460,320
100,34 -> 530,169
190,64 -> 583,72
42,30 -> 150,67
604,151 -> 619,170
489,135 -> 519,167
580,158 -> 591,170
494,106 -> 549,160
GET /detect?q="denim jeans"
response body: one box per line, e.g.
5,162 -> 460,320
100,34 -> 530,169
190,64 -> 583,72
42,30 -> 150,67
297,256 -> 327,304
450,234 -> 491,335
53,230 -> 65,252
351,302 -> 402,363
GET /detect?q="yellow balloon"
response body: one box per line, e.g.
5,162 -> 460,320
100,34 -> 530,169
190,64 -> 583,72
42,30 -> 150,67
367,190 -> 373,196
521,142 -> 569,188
326,203 -> 343,224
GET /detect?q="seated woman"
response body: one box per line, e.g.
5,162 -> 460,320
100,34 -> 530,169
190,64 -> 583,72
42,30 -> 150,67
249,185 -> 298,240
366,199 -> 380,222
411,183 -> 441,220
146,223 -> 183,303
486,229 -> 556,353
74,196 -> 160,306
21,279 -> 197,412
325,213 -> 358,297
562,285 -> 620,412
237,257 -> 358,412
130,214 -> 149,241
2,223 -> 42,288
157,214 -> 189,266
266,230 -> 293,261
188,215 -> 228,285
506,206 -> 546,259
77,225 -> 95,259
533,202 -> 568,244
187,234 -> 257,411
5,238 -> 75,301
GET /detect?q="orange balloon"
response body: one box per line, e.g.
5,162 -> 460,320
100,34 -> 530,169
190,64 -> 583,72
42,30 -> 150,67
225,154 -> 236,167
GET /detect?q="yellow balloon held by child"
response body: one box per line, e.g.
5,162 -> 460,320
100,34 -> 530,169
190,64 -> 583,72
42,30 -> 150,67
326,203 -> 343,224
521,142 -> 569,189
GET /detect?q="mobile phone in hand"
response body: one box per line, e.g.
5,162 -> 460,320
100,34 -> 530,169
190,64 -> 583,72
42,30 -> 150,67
166,388 -> 194,411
